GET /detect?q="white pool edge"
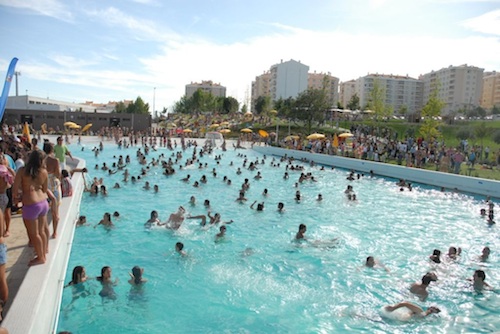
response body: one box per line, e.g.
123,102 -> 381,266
2,158 -> 85,334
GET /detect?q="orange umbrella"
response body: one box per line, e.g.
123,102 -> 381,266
258,130 -> 269,138
333,134 -> 339,147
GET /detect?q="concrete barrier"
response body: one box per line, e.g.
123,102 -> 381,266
253,146 -> 500,199
2,158 -> 85,334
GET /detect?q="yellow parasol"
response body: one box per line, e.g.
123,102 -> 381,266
269,109 -> 278,115
64,121 -> 78,127
209,123 -> 220,128
333,133 -> 339,148
183,129 -> 193,133
22,122 -> 31,143
219,129 -> 231,134
338,132 -> 354,138
41,123 -> 48,134
241,128 -> 253,133
220,121 -> 230,126
167,122 -> 177,129
68,124 -> 81,129
285,135 -> 300,141
306,133 -> 325,140
81,123 -> 92,132
258,129 -> 269,138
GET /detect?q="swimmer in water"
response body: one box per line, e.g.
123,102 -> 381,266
469,269 -> 492,292
165,206 -> 186,230
364,256 -> 390,272
383,302 -> 440,320
296,224 -> 307,240
479,246 -> 490,262
410,272 -> 438,301
215,225 -> 227,241
175,242 -> 187,256
144,210 -> 163,228
429,249 -> 441,264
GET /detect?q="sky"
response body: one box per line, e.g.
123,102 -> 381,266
1,0 -> 500,114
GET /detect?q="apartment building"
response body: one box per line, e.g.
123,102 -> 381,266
308,71 -> 339,107
481,71 -> 500,110
251,71 -> 271,112
185,80 -> 226,98
420,64 -> 484,115
355,74 -> 423,115
269,59 -> 309,101
339,80 -> 357,109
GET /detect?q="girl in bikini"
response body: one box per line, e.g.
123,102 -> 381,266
43,142 -> 62,238
12,149 -> 49,266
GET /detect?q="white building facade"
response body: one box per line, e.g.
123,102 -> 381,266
270,59 -> 309,101
355,74 -> 423,115
420,64 -> 484,115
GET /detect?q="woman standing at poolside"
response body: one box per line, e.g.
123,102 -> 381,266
12,149 -> 49,266
43,142 -> 62,238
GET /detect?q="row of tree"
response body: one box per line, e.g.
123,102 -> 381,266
172,90 -> 241,115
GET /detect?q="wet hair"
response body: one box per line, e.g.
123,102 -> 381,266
422,274 -> 435,285
299,224 -> 306,230
132,266 -> 143,284
96,266 -> 110,282
61,169 -> 70,178
366,256 -> 374,263
24,149 -> 45,179
113,211 -> 120,217
428,306 -> 441,314
257,203 -> 264,211
42,142 -> 53,154
475,270 -> 486,281
176,242 -> 184,251
70,266 -> 85,285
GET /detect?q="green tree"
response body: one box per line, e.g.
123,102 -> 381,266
254,95 -> 271,115
474,122 -> 492,157
346,93 -> 360,110
290,88 -> 329,133
126,97 -> 149,114
241,104 -> 248,114
493,129 -> 500,144
222,97 -> 239,114
368,79 -> 393,121
172,95 -> 192,114
274,97 -> 295,118
492,105 -> 500,115
113,101 -> 127,113
419,89 -> 444,141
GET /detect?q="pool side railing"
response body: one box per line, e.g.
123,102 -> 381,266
253,146 -> 500,199
2,158 -> 85,334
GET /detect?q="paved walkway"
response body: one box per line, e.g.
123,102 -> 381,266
4,213 -> 32,317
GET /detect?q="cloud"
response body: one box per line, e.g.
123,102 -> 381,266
0,0 -> 73,22
462,9 -> 500,36
129,23 -> 500,112
83,6 -> 180,42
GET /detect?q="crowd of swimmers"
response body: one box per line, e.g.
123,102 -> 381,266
66,135 -> 496,325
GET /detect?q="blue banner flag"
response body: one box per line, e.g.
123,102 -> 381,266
0,57 -> 19,121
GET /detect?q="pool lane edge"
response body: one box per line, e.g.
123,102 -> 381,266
253,146 -> 500,199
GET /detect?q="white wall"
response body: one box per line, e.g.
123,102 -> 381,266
253,146 -> 500,199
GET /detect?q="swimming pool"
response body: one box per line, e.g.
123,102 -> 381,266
57,139 -> 499,333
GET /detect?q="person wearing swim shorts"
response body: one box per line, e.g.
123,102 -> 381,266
13,149 -> 49,266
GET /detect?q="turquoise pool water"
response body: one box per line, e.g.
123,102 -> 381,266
57,140 -> 499,333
